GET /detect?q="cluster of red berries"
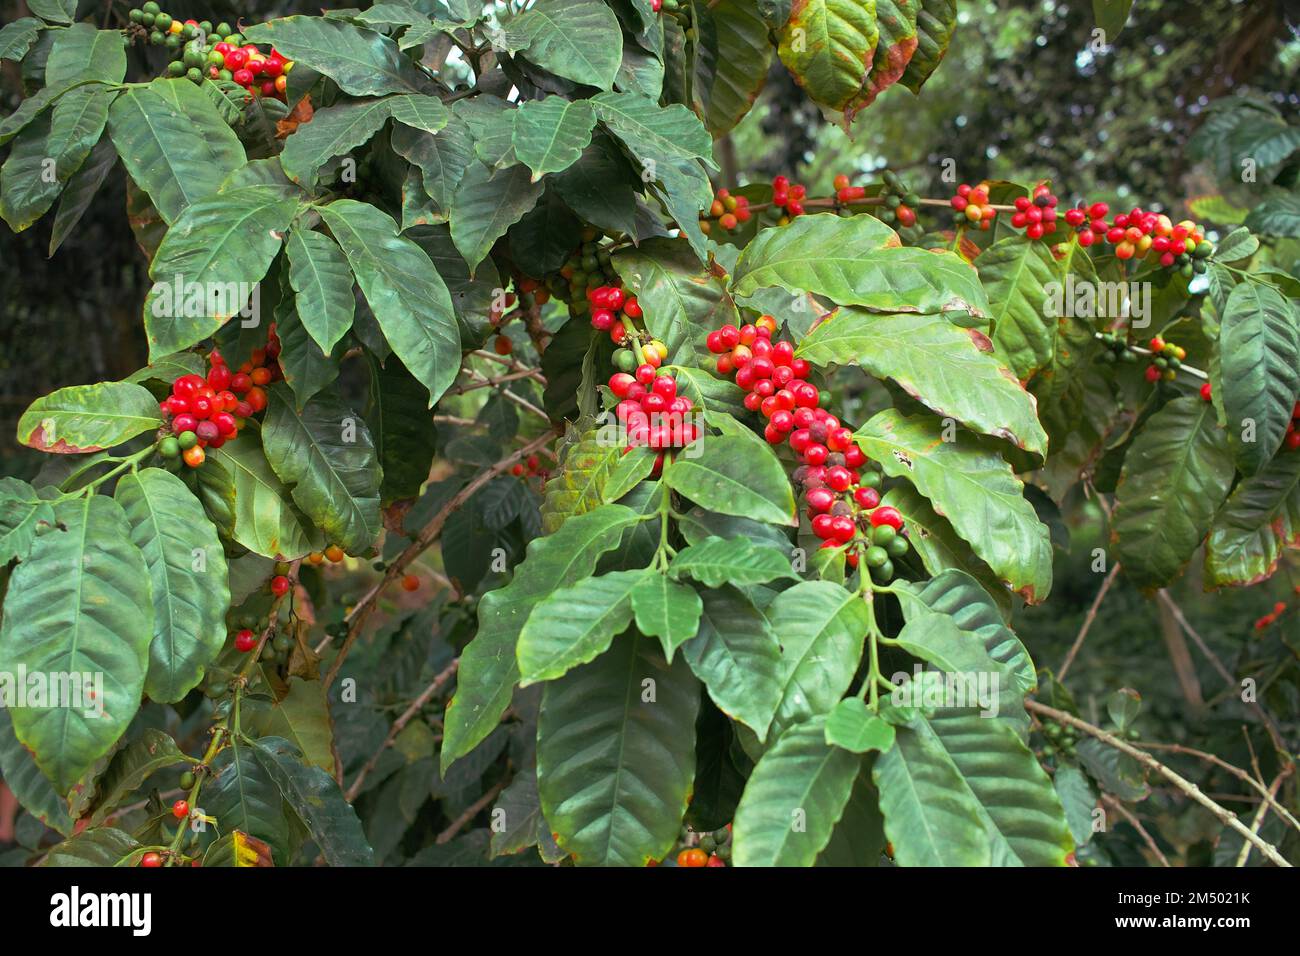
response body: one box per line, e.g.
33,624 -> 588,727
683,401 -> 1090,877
608,366 -> 699,474
1143,336 -> 1186,383
1008,185 -> 1059,240
699,187 -> 752,235
510,454 -> 549,483
212,39 -> 291,98
704,317 -> 909,578
155,345 -> 270,469
951,183 -> 998,232
1065,203 -> 1214,273
586,284 -> 645,346
771,175 -> 807,224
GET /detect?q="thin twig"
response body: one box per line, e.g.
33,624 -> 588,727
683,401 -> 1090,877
1058,562 -> 1121,681
1133,742 -> 1300,834
1236,766 -> 1293,867
436,777 -> 509,845
1101,794 -> 1171,867
344,659 -> 460,802
1026,700 -> 1291,867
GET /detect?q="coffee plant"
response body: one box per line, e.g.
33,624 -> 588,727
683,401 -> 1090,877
0,0 -> 1297,869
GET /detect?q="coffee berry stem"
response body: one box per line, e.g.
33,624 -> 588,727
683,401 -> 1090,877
1093,332 -> 1208,380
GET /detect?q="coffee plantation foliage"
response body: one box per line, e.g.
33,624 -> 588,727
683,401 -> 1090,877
0,0 -> 1297,868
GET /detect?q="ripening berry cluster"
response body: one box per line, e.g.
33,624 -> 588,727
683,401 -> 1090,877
771,175 -> 807,224
155,336 -> 280,468
1097,330 -> 1139,367
554,232 -> 617,315
1008,185 -> 1059,240
699,187 -> 752,235
511,454 -> 548,482
951,183 -> 997,232
672,823 -> 731,867
129,6 -> 294,98
705,317 -> 910,579
1065,203 -> 1215,275
1255,600 -> 1290,632
874,170 -> 919,230
608,367 -> 699,474
1143,336 -> 1186,383
587,283 -> 646,347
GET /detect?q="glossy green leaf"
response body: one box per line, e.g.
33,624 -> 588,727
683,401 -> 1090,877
690,0 -> 773,137
855,410 -> 1053,602
48,135 -> 116,256
824,698 -> 897,754
205,739 -> 290,862
797,308 -> 1047,457
0,18 -> 43,62
1205,450 -> 1300,587
0,704 -> 73,834
1111,395 -> 1234,590
0,476 -> 56,563
512,96 -> 597,181
26,0 -> 75,25
243,17 -> 428,96
17,380 -> 161,453
540,430 -> 621,533
262,383 -> 382,555
87,729 -> 188,826
449,161 -> 546,274
537,634 -> 698,866
366,354 -> 436,506
899,0 -> 956,92
517,569 -> 647,685
732,715 -> 860,866
591,90 -> 715,164
107,79 -> 245,225
980,236 -> 1066,381
0,495 -> 152,793
629,572 -> 703,661
251,736 -> 374,866
115,468 -> 230,703
1219,281 -> 1300,475
390,117 -> 475,222
510,0 -> 623,90
141,184 -> 297,360
41,828 -> 140,867
669,535 -> 796,588
285,228 -> 355,355
442,504 -> 641,767
776,0 -> 879,113
664,436 -> 796,527
319,199 -> 460,406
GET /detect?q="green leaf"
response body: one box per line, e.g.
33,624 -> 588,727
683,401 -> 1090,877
591,90 -> 715,164
115,468 -> 230,703
453,95 -> 517,167
850,0 -> 919,115
1093,0 -> 1135,37
319,199 -> 460,406
825,698 -> 897,754
664,436 -> 796,526
517,569 -> 647,685
17,380 -> 160,453
1053,765 -> 1097,847
690,0 -> 773,137
1205,451 -> 1300,587
45,23 -> 127,87
279,98 -> 400,186
1244,192 -> 1300,238
285,228 -> 355,355
909,709 -> 1073,865
602,444 -> 658,503
681,585 -> 783,741
629,572 -> 703,662
41,828 -> 141,867
899,0 -> 956,92
669,535 -> 796,588
1219,282 -> 1300,474
442,504 -> 641,767
537,634 -> 698,866
205,740 -> 290,861
48,135 -> 116,256
776,0 -> 880,113
612,236 -> 739,364
855,410 -> 1053,602
897,569 -> 1033,693
540,430 -> 621,533
0,703 -> 73,834
980,236 -> 1066,381
251,736 -> 375,866
766,580 -> 870,735
390,117 -> 475,223
0,113 -> 61,232
141,184 -> 297,361
449,161 -> 546,275
27,0 -> 75,25
552,133 -> 640,237
366,354 -> 436,506
1076,737 -> 1149,802
202,830 -> 274,867
107,79 -> 246,225
0,476 -> 56,564
243,17 -> 428,96
797,308 -> 1047,457
510,0 -> 623,90
872,720 -> 992,866
87,729 -> 188,826
732,715 -> 861,866
1111,395 -> 1234,590
262,384 -> 382,555
198,433 -> 324,560
0,18 -> 43,62
512,96 -> 597,181
0,496 -> 152,793
260,677 -> 335,773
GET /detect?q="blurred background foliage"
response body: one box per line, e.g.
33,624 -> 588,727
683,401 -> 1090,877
3,0 -> 1299,865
